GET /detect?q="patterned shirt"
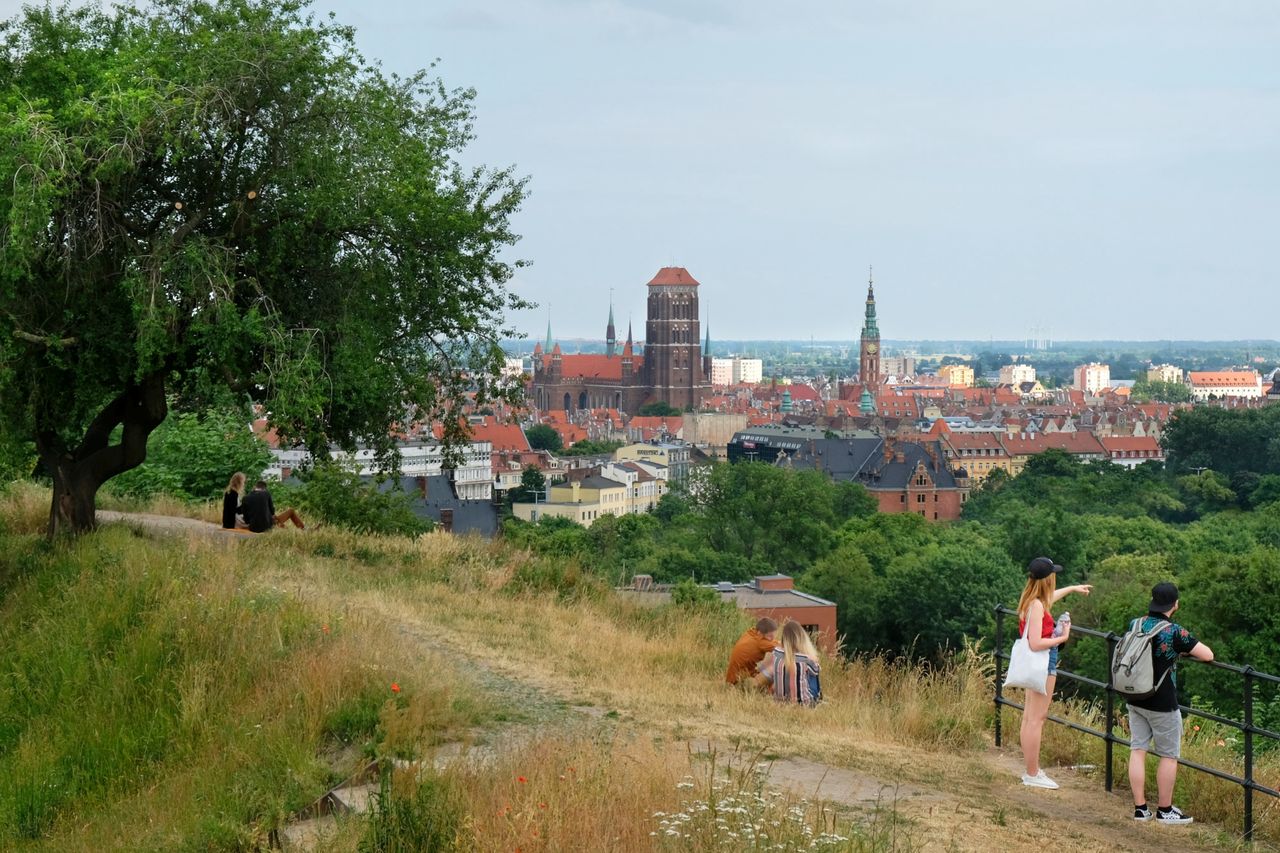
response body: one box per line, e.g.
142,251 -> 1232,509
1127,612 -> 1200,713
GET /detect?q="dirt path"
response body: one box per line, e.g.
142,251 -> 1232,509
346,593 -> 1243,853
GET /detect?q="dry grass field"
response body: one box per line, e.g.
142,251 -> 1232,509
0,483 -> 1272,851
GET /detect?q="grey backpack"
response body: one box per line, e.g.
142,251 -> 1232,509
1112,618 -> 1171,699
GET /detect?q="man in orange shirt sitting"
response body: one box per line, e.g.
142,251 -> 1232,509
725,617 -> 779,687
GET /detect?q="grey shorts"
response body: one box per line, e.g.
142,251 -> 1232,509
1129,706 -> 1182,759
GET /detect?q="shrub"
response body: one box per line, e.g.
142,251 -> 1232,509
293,461 -> 432,537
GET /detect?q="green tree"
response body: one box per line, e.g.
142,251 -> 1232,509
693,463 -> 840,575
506,465 -> 547,507
525,425 -> 563,453
799,544 -> 883,653
638,402 -> 682,417
107,409 -> 273,501
1130,378 -> 1191,403
0,1 -> 528,534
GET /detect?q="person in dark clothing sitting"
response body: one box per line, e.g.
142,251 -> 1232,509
239,479 -> 305,532
222,472 -> 249,529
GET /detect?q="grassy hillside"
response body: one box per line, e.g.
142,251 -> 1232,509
0,483 -> 1274,851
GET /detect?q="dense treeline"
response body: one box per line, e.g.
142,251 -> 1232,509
509,405 -> 1280,724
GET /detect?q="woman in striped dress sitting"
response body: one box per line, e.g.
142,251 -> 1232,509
760,620 -> 822,706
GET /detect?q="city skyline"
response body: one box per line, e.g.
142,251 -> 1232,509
6,1 -> 1274,340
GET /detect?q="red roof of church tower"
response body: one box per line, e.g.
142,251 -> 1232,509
647,267 -> 700,286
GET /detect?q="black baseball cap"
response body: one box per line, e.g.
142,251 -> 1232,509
1150,582 -> 1179,612
1027,556 -> 1063,580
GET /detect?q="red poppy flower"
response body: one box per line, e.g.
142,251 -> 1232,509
517,776 -> 528,784
391,682 -> 401,693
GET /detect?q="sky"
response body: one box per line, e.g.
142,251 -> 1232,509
5,1 -> 1278,342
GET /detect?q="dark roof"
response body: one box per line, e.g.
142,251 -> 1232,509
577,475 -> 627,490
388,475 -> 499,537
787,437 -> 958,490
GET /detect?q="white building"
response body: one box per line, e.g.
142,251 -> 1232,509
711,357 -> 735,386
1073,363 -> 1111,395
1146,363 -> 1183,384
1187,370 -> 1263,401
999,363 -> 1037,386
267,439 -> 495,501
710,356 -> 763,386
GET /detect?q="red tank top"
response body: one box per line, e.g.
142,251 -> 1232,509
1019,610 -> 1054,640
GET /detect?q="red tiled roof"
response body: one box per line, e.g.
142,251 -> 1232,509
787,384 -> 820,402
647,266 -> 700,286
1099,436 -> 1162,453
628,415 -> 683,434
554,353 -> 641,381
1188,371 -> 1260,387
944,432 -> 1006,451
468,417 -> 530,452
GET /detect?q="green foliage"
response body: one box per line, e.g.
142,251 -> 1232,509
669,577 -> 723,609
1163,406 -> 1280,478
0,0 -> 529,527
293,462 -> 433,538
560,438 -> 624,457
525,424 -> 562,452
1130,378 -> 1191,403
690,462 -> 872,576
799,515 -> 1019,656
506,465 -> 547,506
0,528 -> 329,843
360,772 -> 464,852
638,402 -> 682,417
107,408 -> 273,501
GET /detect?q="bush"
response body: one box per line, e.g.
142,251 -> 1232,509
293,461 -> 432,537
106,408 -> 273,502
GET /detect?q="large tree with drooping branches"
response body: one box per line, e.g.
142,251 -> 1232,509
0,0 -> 529,535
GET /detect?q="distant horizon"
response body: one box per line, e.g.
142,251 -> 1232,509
506,336 -> 1280,349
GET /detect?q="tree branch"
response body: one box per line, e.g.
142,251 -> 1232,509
12,330 -> 78,347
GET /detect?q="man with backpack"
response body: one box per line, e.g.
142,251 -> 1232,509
1119,582 -> 1214,825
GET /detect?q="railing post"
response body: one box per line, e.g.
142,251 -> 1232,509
1244,666 -> 1254,842
1104,632 -> 1118,793
994,605 -> 1004,747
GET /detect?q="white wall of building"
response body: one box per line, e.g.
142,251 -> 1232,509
267,440 -> 494,500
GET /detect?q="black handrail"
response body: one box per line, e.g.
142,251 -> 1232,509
994,604 -> 1278,841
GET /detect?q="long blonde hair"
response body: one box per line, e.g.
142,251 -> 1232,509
780,620 -> 819,670
1016,574 -> 1056,620
226,472 -> 246,494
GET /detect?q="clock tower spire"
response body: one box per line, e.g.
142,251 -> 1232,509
859,266 -> 881,386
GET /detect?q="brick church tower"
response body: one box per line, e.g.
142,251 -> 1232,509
642,266 -> 709,410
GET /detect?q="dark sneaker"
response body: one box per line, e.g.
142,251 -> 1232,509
1134,805 -> 1153,821
1156,806 -> 1193,825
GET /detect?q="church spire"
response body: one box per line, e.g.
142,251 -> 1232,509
862,266 -> 878,338
606,293 -> 617,358
544,313 -> 553,352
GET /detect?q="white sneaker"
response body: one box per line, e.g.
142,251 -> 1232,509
1021,770 -> 1059,789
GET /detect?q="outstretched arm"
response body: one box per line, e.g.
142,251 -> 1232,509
1051,584 -> 1092,603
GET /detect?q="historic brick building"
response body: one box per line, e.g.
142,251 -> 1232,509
530,267 -> 710,414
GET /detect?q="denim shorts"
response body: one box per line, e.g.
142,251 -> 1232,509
1047,646 -> 1059,677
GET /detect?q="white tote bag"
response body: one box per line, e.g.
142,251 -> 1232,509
1004,616 -> 1050,695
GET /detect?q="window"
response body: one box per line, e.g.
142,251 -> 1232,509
900,494 -> 905,503
917,494 -> 926,504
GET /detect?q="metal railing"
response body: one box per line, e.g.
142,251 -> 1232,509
994,604 -> 1280,841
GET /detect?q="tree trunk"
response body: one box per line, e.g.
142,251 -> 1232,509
38,373 -> 168,538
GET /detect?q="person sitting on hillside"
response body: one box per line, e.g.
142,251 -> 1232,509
221,472 -> 249,530
725,617 -> 779,686
240,480 -> 305,533
758,620 -> 822,706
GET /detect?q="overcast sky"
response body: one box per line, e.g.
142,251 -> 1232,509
6,1 -> 1277,342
